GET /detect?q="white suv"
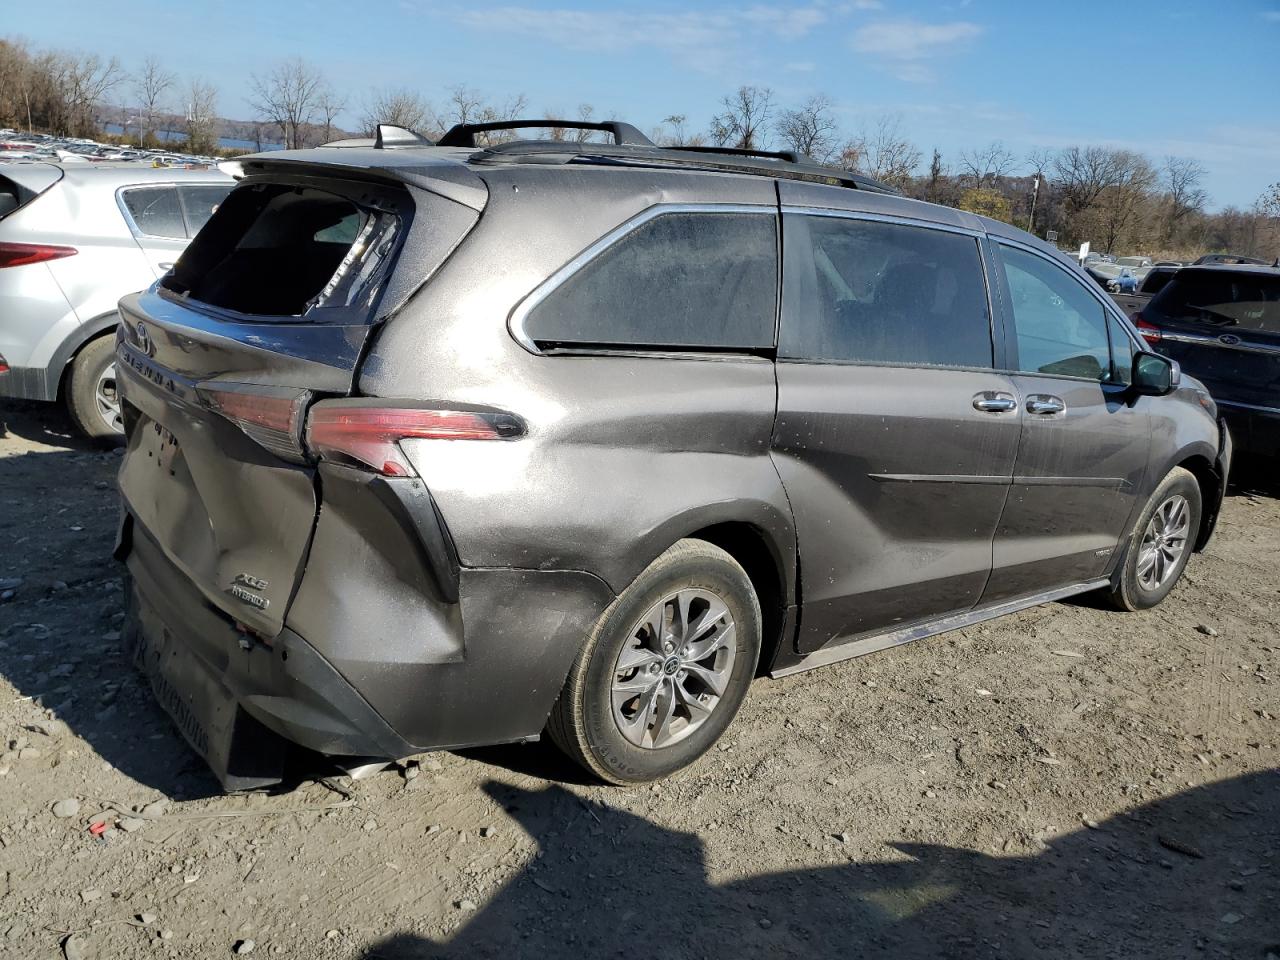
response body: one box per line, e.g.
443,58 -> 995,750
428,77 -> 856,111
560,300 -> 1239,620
0,162 -> 231,438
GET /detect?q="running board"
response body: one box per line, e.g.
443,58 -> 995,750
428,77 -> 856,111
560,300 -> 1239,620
770,578 -> 1110,679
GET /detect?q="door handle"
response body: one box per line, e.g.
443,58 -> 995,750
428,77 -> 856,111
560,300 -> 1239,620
158,261 -> 175,271
1026,394 -> 1066,415
972,391 -> 1018,413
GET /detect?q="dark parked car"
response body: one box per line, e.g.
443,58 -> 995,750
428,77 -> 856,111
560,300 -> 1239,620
1192,253 -> 1272,266
113,121 -> 1231,791
1133,264 -> 1280,458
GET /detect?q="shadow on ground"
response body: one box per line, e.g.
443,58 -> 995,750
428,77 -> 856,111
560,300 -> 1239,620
361,772 -> 1278,960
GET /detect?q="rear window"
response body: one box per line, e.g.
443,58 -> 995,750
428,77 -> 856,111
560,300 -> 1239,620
1148,270 -> 1280,334
523,211 -> 777,350
162,182 -> 403,320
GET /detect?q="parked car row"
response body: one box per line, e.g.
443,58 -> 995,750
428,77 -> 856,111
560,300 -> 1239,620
1,129 -> 219,167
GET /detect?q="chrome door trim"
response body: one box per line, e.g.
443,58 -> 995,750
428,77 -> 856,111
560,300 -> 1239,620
507,202 -> 778,356
1217,397 -> 1280,415
771,577 -> 1110,677
1157,328 -> 1280,357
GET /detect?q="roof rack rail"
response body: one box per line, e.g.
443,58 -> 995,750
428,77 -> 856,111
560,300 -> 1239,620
374,124 -> 434,149
437,119 -> 653,148
470,140 -> 896,194
667,145 -> 806,164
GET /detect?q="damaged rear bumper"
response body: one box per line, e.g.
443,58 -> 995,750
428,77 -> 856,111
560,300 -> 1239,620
121,509 -> 614,792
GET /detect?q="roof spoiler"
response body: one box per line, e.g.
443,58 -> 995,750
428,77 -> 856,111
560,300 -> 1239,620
437,119 -> 654,148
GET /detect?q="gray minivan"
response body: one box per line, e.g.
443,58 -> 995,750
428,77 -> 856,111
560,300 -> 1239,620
112,122 -> 1231,790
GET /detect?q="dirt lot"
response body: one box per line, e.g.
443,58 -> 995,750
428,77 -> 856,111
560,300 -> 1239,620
0,398 -> 1277,960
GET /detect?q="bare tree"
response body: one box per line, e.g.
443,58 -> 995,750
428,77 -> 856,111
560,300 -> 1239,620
1160,156 -> 1207,244
362,88 -> 433,136
1097,151 -> 1157,253
316,86 -> 346,144
775,94 -> 838,162
60,52 -> 124,136
249,58 -> 325,149
957,141 -> 1016,187
709,86 -> 774,150
133,56 -> 174,147
840,115 -> 921,190
1052,145 -> 1125,217
924,148 -> 946,203
184,78 -> 219,154
437,85 -> 528,143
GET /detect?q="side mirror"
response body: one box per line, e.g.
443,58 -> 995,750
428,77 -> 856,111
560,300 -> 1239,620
1132,351 -> 1180,396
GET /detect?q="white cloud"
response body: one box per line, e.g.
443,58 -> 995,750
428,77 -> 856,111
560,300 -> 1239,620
1262,9 -> 1280,20
850,18 -> 983,81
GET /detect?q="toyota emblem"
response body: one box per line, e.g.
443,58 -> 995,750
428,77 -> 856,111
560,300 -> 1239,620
135,321 -> 153,356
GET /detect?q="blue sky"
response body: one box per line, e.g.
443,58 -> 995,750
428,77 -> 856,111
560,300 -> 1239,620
8,0 -> 1280,208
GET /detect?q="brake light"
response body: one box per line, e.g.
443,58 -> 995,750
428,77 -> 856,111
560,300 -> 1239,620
0,241 -> 78,268
0,353 -> 8,374
306,404 -> 523,477
1133,312 -> 1162,345
197,382 -> 310,463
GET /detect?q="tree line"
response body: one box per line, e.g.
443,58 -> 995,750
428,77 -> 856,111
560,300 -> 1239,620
1,39 -> 1275,259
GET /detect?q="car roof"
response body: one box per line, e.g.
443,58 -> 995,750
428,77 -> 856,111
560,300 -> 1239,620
55,163 -> 232,189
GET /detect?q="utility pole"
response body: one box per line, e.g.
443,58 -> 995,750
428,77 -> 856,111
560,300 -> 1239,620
1028,175 -> 1040,235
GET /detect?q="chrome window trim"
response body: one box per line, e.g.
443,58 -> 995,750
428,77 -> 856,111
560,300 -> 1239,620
780,205 -> 985,239
115,184 -> 187,241
507,202 -> 778,356
778,206 -> 1000,370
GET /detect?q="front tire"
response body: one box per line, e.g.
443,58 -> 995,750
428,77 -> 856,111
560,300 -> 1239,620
548,539 -> 761,785
1107,466 -> 1201,611
65,335 -> 123,441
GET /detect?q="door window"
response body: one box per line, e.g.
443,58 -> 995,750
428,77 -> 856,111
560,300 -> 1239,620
523,210 -> 777,350
997,244 -> 1115,381
779,214 -> 993,368
121,186 -> 186,239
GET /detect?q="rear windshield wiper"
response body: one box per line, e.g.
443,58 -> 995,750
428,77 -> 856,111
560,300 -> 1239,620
1183,304 -> 1239,326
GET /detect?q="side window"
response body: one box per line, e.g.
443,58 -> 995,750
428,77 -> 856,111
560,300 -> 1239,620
523,211 -> 777,350
779,214 -> 993,368
997,244 -> 1113,381
1109,314 -> 1135,385
121,186 -> 186,239
179,184 -> 232,237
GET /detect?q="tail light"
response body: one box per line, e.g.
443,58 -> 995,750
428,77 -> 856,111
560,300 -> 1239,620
1132,312 -> 1162,346
0,353 -> 8,374
197,382 -> 311,463
0,241 -> 78,268
306,403 -> 523,477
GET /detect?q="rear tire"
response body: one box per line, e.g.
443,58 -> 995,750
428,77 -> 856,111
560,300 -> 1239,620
1107,467 -> 1201,611
65,334 -> 123,441
548,539 -> 761,785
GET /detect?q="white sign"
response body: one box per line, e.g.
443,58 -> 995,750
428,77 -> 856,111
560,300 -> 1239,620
1078,241 -> 1091,263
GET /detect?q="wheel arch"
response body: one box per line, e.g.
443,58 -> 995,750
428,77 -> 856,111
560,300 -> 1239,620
645,508 -> 798,679
1173,451 -> 1223,552
52,310 -> 120,400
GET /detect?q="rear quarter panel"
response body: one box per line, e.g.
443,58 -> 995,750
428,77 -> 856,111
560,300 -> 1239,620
358,166 -> 796,598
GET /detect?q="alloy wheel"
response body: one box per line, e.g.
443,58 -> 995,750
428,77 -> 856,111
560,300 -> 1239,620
1136,494 -> 1190,590
94,361 -> 124,435
611,588 -> 737,749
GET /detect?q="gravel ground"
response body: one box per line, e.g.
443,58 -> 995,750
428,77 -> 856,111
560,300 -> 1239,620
1,398 -> 1277,960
